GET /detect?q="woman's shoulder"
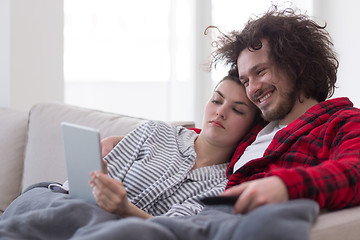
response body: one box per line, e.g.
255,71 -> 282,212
138,120 -> 179,137
142,120 -> 197,140
145,120 -> 173,129
146,120 -> 191,131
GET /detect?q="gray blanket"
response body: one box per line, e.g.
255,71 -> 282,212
0,183 -> 319,240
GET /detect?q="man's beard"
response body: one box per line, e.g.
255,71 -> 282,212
260,88 -> 297,122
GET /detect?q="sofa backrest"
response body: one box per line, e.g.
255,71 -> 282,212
0,108 -> 29,214
22,102 -> 195,192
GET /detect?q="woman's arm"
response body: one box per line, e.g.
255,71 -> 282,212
100,136 -> 124,158
89,171 -> 153,219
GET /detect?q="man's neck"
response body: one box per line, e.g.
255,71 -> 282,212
279,96 -> 319,125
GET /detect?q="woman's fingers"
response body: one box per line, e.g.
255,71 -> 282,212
89,171 -> 128,214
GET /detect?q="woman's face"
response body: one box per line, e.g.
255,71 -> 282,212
201,79 -> 257,147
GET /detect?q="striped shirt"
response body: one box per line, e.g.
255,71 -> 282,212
105,120 -> 228,217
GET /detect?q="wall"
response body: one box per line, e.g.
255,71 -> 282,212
1,1 -> 359,115
0,0 -> 64,111
0,0 -> 11,107
314,0 -> 360,107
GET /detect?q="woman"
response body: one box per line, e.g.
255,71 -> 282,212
90,70 -> 258,219
0,71 -> 258,240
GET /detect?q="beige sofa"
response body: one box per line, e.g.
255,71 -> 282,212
0,102 -> 359,239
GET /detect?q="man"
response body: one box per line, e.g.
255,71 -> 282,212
213,7 -> 360,214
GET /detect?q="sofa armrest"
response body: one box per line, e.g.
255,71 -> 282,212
0,108 -> 28,214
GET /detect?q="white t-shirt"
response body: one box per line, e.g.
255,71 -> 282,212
233,121 -> 287,173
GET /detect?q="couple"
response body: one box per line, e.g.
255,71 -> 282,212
2,5 -> 360,240
89,4 -> 360,239
89,5 -> 360,239
96,6 -> 360,215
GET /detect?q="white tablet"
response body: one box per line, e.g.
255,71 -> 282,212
61,122 -> 104,203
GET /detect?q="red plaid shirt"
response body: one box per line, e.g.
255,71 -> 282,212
226,97 -> 360,210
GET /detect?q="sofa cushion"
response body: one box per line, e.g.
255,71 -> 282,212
0,108 -> 28,214
22,102 -> 150,191
22,102 -> 195,191
310,206 -> 360,240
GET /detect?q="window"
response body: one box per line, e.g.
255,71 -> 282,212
64,0 -> 195,122
64,0 -> 313,126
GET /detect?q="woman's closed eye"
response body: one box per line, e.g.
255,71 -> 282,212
211,98 -> 223,105
232,108 -> 245,115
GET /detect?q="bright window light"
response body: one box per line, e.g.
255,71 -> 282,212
63,0 -> 313,122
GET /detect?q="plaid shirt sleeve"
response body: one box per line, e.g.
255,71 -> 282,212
226,98 -> 360,210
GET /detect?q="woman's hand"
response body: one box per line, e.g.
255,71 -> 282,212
100,136 -> 124,158
89,171 -> 153,219
89,171 -> 129,216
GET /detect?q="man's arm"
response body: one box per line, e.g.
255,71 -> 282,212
275,113 -> 360,210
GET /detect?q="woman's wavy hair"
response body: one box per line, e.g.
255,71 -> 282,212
209,6 -> 338,102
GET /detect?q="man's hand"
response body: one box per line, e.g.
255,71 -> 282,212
221,176 -> 289,214
100,136 -> 124,158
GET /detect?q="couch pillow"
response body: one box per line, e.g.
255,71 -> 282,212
0,108 -> 28,214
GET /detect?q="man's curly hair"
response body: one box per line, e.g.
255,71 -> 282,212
209,6 -> 338,102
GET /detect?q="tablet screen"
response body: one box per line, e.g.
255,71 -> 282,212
61,122 -> 104,203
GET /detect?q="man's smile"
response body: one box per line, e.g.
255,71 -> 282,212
254,88 -> 275,106
258,92 -> 272,104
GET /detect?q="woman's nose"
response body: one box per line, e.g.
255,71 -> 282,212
216,107 -> 226,119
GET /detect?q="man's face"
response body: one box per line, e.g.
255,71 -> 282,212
237,39 -> 297,122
